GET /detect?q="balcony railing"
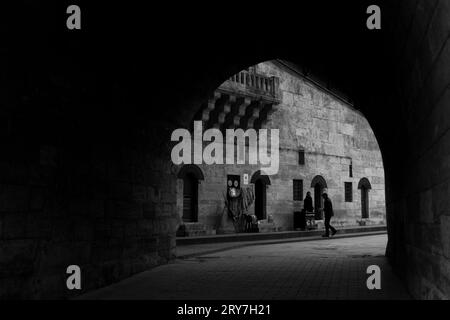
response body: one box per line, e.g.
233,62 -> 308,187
219,70 -> 281,102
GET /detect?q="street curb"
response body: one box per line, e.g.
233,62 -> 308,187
177,225 -> 387,245
177,230 -> 387,260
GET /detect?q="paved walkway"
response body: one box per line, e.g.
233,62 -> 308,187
79,234 -> 411,300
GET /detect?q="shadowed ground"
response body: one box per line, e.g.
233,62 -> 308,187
79,234 -> 411,300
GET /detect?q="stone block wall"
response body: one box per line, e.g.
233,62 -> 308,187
175,61 -> 386,232
0,54 -> 179,298
385,0 -> 450,299
0,135 -> 178,298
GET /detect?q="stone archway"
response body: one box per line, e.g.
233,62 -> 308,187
177,164 -> 205,181
177,165 -> 204,223
4,1 -> 450,299
358,178 -> 372,219
250,170 -> 271,220
311,175 -> 327,219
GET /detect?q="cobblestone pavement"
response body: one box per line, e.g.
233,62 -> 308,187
80,234 -> 411,300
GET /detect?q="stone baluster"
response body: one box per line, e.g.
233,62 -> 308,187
271,76 -> 280,97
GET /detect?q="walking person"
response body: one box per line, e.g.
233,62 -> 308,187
322,193 -> 337,238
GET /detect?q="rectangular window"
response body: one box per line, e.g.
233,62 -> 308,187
345,182 -> 353,202
298,150 -> 305,165
349,163 -> 353,177
293,179 -> 303,201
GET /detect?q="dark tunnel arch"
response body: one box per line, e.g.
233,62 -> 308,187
2,0 -> 450,299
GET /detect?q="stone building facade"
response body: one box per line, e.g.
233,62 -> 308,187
175,60 -> 386,236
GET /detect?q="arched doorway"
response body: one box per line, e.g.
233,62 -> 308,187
250,170 -> 271,220
177,165 -> 204,222
358,178 -> 372,219
182,173 -> 198,222
254,179 -> 265,220
311,175 -> 327,219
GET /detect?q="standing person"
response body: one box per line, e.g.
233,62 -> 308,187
304,191 -> 314,213
322,193 -> 337,237
301,191 -> 314,230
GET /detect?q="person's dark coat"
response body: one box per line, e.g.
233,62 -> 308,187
323,197 -> 334,217
304,195 -> 313,212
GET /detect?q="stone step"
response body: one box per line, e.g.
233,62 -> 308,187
186,230 -> 207,237
178,223 -> 216,237
177,225 -> 387,245
183,223 -> 206,231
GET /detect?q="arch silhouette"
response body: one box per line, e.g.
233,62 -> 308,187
250,170 -> 271,185
177,164 -> 204,181
358,177 -> 372,190
310,175 -> 327,188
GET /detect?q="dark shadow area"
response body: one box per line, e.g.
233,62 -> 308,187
1,0 -> 449,299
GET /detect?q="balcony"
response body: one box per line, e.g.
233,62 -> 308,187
219,70 -> 281,104
194,70 -> 281,131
